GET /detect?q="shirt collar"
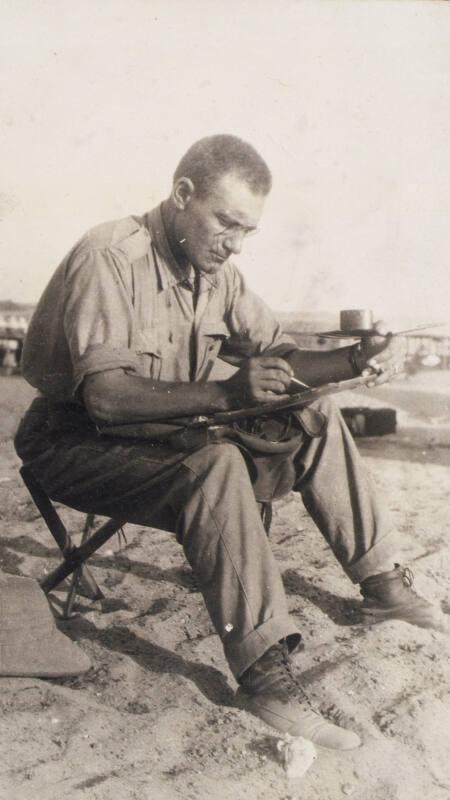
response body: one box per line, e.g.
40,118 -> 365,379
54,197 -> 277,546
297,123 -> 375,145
142,204 -> 219,292
143,204 -> 193,290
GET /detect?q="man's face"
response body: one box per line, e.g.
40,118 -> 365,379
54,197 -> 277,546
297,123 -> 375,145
175,172 -> 266,274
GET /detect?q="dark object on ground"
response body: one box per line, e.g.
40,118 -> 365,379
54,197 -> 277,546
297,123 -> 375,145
341,407 -> 397,437
0,573 -> 91,677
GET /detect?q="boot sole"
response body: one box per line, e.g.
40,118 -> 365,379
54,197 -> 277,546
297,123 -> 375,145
360,605 -> 450,632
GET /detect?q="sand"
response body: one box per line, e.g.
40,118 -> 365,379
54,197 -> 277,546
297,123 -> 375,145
0,372 -> 449,800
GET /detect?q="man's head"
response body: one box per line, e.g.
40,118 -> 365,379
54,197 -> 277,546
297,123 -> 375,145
167,134 -> 272,274
173,135 -> 272,199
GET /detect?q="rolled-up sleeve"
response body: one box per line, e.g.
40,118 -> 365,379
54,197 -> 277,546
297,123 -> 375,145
64,246 -> 139,393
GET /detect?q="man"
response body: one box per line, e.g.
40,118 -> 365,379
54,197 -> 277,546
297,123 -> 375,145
15,134 -> 447,750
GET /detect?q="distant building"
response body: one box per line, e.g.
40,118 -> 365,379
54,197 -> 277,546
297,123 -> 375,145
405,333 -> 450,371
0,302 -> 35,374
0,311 -> 30,337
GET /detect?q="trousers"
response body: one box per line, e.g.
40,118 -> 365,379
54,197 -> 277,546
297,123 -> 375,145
15,395 -> 399,678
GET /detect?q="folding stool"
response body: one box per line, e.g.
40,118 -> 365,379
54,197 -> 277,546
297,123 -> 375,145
20,465 -> 125,618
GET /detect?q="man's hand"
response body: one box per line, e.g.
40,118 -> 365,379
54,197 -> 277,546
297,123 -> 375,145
225,356 -> 294,406
353,320 -> 407,387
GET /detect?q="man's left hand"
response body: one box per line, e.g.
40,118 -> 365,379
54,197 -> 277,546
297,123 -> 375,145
353,320 -> 407,387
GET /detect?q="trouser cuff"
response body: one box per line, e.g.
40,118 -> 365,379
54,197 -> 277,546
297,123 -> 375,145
224,614 -> 302,680
346,531 -> 402,584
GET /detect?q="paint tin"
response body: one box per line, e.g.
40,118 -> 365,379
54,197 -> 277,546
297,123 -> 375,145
340,309 -> 374,333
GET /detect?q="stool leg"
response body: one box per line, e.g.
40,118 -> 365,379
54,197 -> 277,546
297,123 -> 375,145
20,466 -> 104,602
40,517 -> 126,595
260,502 -> 273,535
76,515 -> 106,602
20,466 -> 71,552
63,568 -> 82,619
63,515 -> 101,618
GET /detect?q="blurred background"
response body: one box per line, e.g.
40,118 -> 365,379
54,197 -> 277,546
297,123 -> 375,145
1,0 -> 449,377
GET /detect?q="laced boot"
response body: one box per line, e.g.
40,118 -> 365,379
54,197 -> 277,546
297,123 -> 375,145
235,641 -> 361,750
360,564 -> 450,633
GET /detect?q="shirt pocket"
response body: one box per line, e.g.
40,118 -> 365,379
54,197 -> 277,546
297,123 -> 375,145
198,320 -> 230,379
135,327 -> 163,379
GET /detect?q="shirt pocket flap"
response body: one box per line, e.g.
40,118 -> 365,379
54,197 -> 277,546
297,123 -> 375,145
135,328 -> 162,357
200,320 -> 230,340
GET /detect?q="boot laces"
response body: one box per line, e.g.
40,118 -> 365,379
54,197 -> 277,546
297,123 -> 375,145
278,645 -> 316,712
243,643 -> 318,713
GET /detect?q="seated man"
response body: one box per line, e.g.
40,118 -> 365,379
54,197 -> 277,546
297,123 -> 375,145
15,134 -> 447,750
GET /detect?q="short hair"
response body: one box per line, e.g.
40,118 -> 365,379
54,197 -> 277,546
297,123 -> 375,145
173,134 -> 272,198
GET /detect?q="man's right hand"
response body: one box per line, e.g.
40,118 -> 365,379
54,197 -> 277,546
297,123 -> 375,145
225,356 -> 294,406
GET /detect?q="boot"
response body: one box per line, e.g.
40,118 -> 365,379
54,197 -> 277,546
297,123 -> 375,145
360,564 -> 450,633
235,641 -> 361,750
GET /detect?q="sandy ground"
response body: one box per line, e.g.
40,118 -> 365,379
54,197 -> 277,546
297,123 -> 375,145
0,372 -> 449,800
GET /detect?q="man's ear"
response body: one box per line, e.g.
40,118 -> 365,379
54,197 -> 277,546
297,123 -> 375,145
172,177 -> 195,210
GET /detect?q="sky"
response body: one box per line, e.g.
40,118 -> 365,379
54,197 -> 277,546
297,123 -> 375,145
1,0 -> 449,329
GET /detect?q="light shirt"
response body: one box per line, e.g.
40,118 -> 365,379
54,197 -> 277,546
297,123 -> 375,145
22,205 -> 296,403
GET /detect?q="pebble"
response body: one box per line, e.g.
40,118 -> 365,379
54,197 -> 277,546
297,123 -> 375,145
277,735 -> 317,779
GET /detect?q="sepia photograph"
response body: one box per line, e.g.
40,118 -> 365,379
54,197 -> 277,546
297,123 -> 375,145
1,1 -> 449,798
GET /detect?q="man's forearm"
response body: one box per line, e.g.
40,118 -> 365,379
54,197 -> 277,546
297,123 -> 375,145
83,345 -> 359,426
83,370 -> 232,425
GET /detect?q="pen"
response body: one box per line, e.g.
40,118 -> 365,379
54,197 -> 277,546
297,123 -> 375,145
290,376 -> 310,389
